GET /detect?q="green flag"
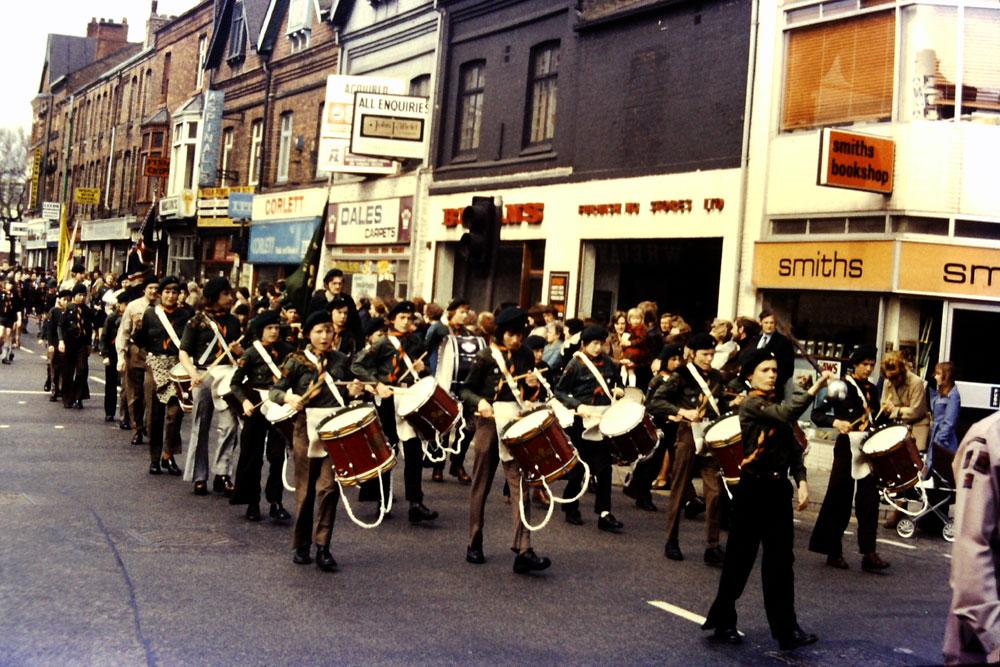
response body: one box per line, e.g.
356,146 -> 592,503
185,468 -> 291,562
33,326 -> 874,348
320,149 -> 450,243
283,218 -> 325,315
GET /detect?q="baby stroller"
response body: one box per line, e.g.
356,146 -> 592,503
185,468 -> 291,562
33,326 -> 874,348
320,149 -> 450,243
882,442 -> 956,542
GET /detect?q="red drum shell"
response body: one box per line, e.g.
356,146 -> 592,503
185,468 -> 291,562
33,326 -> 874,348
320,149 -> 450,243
400,380 -> 462,441
605,414 -> 658,465
500,407 -> 579,487
319,407 -> 397,486
862,425 -> 922,493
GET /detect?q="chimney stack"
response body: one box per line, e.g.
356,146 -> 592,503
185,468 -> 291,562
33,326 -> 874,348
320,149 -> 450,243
87,17 -> 129,60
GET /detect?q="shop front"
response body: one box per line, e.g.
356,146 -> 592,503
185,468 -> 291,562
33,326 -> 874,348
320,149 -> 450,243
321,175 -> 420,302
21,220 -> 51,269
249,187 -> 327,287
80,216 -> 137,275
197,186 -> 255,283
753,238 -> 1000,422
426,169 -> 742,323
159,190 -> 197,280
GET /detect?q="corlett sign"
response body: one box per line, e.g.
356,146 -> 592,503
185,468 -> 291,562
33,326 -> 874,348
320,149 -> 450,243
252,187 -> 327,221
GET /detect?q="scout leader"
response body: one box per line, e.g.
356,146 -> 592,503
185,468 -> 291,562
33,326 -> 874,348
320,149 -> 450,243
351,300 -> 438,524
461,307 -> 552,575
229,309 -> 295,523
269,310 -> 365,572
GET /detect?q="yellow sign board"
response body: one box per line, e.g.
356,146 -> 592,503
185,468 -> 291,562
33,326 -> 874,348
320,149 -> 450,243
898,242 -> 1000,300
74,187 -> 101,205
752,241 -> 896,292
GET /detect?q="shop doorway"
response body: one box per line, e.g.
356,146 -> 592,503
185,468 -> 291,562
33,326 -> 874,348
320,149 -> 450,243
445,240 -> 545,311
582,238 -> 722,327
945,304 -> 1000,424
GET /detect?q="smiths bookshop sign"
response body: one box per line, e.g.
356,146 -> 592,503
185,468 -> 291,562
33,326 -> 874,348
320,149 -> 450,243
818,129 -> 894,195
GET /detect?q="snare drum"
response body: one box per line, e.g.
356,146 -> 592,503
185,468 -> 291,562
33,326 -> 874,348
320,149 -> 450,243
599,400 -> 658,464
436,335 -> 486,392
395,376 -> 462,441
261,400 -> 297,444
169,363 -> 194,413
862,424 -> 922,493
500,407 -> 579,487
703,413 -> 743,484
318,405 -> 396,486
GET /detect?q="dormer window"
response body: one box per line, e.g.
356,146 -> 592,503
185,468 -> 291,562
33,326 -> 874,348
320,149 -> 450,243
228,1 -> 247,62
288,0 -> 313,53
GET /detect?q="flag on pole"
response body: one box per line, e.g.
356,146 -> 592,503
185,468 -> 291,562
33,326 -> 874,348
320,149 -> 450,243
55,205 -> 72,283
282,218 -> 325,315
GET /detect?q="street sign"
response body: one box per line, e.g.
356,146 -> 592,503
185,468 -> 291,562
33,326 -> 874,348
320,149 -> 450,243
144,156 -> 170,178
350,92 -> 429,160
8,222 -> 28,237
42,202 -> 61,221
74,187 -> 101,205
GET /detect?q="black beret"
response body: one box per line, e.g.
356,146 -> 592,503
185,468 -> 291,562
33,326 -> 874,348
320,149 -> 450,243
122,285 -> 143,302
233,303 -> 250,316
659,343 -> 684,362
203,276 -> 232,303
364,317 -> 388,338
323,268 -> 343,284
57,289 -> 73,298
388,300 -> 415,319
158,275 -> 181,292
495,307 -> 528,334
580,324 -> 608,345
71,263 -> 86,274
329,294 -> 353,311
140,273 -> 158,288
849,344 -> 878,366
740,349 -> 776,379
304,309 -> 332,335
687,332 -> 717,351
115,289 -> 131,304
250,309 -> 281,337
446,298 -> 469,312
280,298 -> 300,311
71,282 -> 88,296
525,335 -> 547,351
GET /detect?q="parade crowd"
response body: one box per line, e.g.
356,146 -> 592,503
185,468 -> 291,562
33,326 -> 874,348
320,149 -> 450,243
0,260 -> 983,658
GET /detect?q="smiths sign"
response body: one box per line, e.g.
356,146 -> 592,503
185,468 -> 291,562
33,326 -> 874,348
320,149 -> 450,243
818,129 -> 894,195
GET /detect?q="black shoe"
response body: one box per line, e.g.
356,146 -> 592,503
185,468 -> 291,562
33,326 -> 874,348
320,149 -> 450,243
826,554 -> 849,570
665,541 -> 684,561
119,420 -> 132,431
49,394 -> 58,402
315,546 -> 337,572
104,415 -> 115,422
513,549 -> 552,574
193,481 -> 209,496
269,503 -> 291,523
861,553 -> 890,573
246,504 -> 261,522
778,627 -> 818,651
293,545 -> 313,565
466,545 -> 486,565
684,497 -> 706,520
708,627 -> 745,645
43,380 -> 51,392
161,457 -> 182,476
148,461 -> 162,475
130,432 -> 144,446
636,498 -> 658,512
704,546 -> 726,567
597,513 -> 624,533
408,503 -> 439,523
564,509 -> 584,526
73,400 -> 83,409
213,475 -> 235,496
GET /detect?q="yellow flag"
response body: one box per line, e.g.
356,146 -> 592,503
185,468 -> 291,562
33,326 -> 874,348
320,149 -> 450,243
56,206 -> 72,283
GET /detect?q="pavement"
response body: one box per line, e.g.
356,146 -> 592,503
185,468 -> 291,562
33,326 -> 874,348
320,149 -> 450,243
0,329 -> 955,666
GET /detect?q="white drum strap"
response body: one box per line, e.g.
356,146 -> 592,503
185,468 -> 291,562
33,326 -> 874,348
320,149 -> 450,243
573,351 -> 614,401
686,363 -> 721,418
844,375 -> 869,411
207,318 -> 237,365
304,349 -> 345,408
253,340 -> 282,381
490,345 -> 527,411
387,335 -> 417,381
154,306 -> 182,349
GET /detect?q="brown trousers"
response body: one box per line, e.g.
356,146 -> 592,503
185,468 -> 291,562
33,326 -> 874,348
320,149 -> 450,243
125,345 -> 148,430
665,423 -> 722,548
291,415 -> 339,551
468,417 -> 531,553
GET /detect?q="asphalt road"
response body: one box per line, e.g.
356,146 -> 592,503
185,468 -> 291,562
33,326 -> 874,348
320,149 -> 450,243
0,332 -> 954,666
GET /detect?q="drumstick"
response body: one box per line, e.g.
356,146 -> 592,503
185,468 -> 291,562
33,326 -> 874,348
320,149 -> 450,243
204,334 -> 246,371
396,351 -> 429,383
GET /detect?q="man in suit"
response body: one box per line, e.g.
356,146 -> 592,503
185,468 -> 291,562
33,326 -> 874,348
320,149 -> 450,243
746,310 -> 795,399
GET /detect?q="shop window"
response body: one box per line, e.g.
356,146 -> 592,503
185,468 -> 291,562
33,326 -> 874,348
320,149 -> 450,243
892,216 -> 948,235
455,60 -> 485,155
900,5 -> 958,121
139,128 -> 165,202
809,218 -> 846,235
277,112 -> 294,183
782,10 -> 895,131
524,42 -> 559,147
846,216 -> 887,234
772,219 -> 808,235
961,9 -> 1000,121
955,219 -> 1000,241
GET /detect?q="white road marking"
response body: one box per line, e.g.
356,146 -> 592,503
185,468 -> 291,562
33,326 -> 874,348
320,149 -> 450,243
877,538 -> 918,551
54,425 -> 64,429
17,401 -> 25,405
20,347 -> 34,355
648,601 -> 707,625
0,390 -> 104,396
90,376 -> 106,385
0,425 -> 9,429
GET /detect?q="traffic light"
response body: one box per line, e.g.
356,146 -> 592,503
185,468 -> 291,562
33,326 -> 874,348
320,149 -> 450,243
459,196 -> 501,279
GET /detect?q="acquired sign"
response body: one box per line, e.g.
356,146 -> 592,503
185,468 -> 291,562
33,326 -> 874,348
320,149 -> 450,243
818,129 -> 895,195
318,75 -> 403,175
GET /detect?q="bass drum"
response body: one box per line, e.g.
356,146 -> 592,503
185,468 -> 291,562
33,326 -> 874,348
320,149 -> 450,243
436,335 -> 486,393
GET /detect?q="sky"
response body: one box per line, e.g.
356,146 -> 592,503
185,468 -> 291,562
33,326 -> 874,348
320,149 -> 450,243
2,1 -> 200,133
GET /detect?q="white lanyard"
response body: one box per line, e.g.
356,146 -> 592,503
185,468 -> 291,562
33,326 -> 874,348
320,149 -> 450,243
305,349 -> 345,407
154,306 -> 182,350
387,335 -> 417,381
253,340 -> 282,380
573,351 -> 613,401
207,317 -> 237,365
686,363 -> 721,418
844,375 -> 869,411
490,345 -> 526,410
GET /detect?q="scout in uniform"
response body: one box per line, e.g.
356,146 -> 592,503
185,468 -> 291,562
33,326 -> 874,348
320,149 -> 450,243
58,283 -> 94,409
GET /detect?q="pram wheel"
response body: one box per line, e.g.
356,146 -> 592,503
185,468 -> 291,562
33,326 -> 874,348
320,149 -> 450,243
896,518 -> 915,539
942,520 -> 955,543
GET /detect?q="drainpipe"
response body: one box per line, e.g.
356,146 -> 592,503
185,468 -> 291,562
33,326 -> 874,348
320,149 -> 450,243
732,0 -> 760,319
